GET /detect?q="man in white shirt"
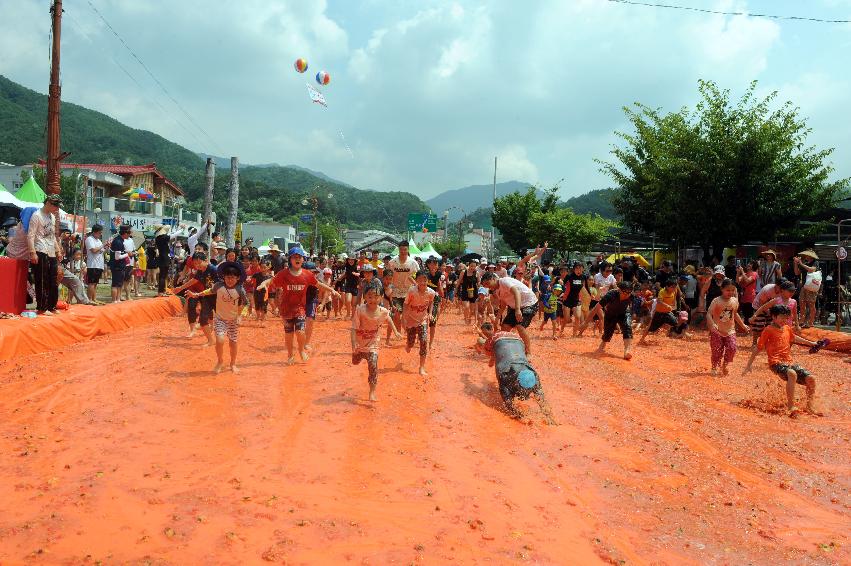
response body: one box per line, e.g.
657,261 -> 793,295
85,224 -> 106,301
594,263 -> 617,297
481,271 -> 539,355
27,195 -> 64,315
386,240 -> 419,342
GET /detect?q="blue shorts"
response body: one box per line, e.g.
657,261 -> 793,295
542,311 -> 557,322
284,316 -> 306,334
305,300 -> 318,319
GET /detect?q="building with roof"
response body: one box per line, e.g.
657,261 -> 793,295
0,161 -> 207,233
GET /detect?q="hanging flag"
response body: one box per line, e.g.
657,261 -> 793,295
306,84 -> 327,107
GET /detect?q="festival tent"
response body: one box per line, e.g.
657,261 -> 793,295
15,176 -> 47,204
416,242 -> 442,261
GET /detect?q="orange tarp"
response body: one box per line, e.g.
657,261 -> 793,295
800,327 -> 851,353
0,296 -> 182,361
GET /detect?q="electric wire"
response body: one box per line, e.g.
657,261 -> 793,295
605,0 -> 851,24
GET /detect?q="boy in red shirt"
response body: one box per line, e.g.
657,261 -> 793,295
258,247 -> 340,363
755,304 -> 827,417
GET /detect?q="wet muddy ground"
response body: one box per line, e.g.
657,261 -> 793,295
1,307 -> 848,564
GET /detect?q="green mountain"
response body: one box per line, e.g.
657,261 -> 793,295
560,188 -> 618,219
0,74 -> 428,231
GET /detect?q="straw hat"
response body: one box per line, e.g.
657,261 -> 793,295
213,241 -> 227,250
267,244 -> 281,252
760,249 -> 778,259
797,249 -> 818,260
154,224 -> 170,237
683,265 -> 696,275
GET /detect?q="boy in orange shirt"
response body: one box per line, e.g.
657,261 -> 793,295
754,304 -> 828,417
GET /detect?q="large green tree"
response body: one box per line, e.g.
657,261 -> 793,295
528,208 -> 617,257
492,185 -> 558,254
599,80 -> 849,259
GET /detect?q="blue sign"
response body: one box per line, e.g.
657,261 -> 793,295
299,214 -> 313,223
299,232 -> 309,239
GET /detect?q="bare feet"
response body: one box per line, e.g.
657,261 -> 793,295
300,351 -> 309,362
287,357 -> 295,365
722,365 -> 729,376
213,363 -> 223,374
368,385 -> 377,401
624,352 -> 632,361
202,341 -> 214,348
419,367 -> 428,376
230,365 -> 239,373
788,407 -> 802,419
805,404 -> 824,417
711,367 -> 718,377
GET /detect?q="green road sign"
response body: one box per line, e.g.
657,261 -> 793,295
407,212 -> 438,233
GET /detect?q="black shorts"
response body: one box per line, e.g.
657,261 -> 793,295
602,312 -> 633,342
86,268 -> 103,285
502,302 -> 538,328
344,284 -> 359,295
563,296 -> 580,309
648,311 -> 680,333
462,288 -> 477,303
771,363 -> 811,384
111,264 -> 126,288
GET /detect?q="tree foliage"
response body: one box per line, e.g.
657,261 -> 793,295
492,186 -> 558,254
599,80 -> 849,257
528,208 -> 617,256
493,185 -> 615,255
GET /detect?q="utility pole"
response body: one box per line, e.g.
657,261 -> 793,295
225,157 -> 239,247
491,156 -> 497,260
46,0 -> 67,195
201,157 -> 215,245
312,198 -> 319,257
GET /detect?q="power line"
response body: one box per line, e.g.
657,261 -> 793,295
84,0 -> 224,153
65,9 -> 210,153
605,0 -> 851,24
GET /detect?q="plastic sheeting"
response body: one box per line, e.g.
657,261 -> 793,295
0,296 -> 182,361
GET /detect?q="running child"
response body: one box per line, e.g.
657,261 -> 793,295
187,261 -> 247,373
637,278 -> 688,345
424,257 -> 445,348
402,270 -> 437,376
171,251 -> 217,346
539,277 -> 559,339
351,285 -> 403,401
257,247 -> 340,363
458,262 -> 479,325
579,280 -> 634,360
751,304 -> 827,417
706,278 -> 749,376
561,262 -> 586,336
252,259 -> 273,324
476,285 -> 494,325
386,241 -> 419,343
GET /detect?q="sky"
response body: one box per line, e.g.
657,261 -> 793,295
1,0 -> 850,200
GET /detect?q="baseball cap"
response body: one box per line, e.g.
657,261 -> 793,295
288,246 -> 306,258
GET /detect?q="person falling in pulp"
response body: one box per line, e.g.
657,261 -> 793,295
351,285 -> 402,401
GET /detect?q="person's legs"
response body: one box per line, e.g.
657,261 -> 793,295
199,299 -> 215,346
406,326 -> 416,353
721,334 -> 737,375
186,296 -> 199,335
804,375 -> 818,413
32,253 -> 48,312
418,323 -> 428,375
619,315 -> 634,360
284,322 -> 296,362
709,331 -> 723,372
785,368 -> 798,412
157,261 -> 169,294
228,337 -> 239,371
63,274 -> 90,305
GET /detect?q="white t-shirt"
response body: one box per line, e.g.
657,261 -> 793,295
352,304 -> 392,353
123,237 -> 135,267
85,235 -> 105,270
495,277 -> 537,309
403,286 -> 437,328
388,256 -> 419,298
594,273 -> 616,295
213,283 -> 247,321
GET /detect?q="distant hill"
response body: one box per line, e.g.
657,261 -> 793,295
0,75 -> 204,173
0,74 -> 428,231
560,188 -> 618,219
427,180 -> 536,220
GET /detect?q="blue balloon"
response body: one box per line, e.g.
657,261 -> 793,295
518,369 -> 537,389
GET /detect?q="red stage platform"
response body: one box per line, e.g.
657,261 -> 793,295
0,296 -> 182,361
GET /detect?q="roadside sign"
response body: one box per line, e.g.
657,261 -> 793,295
407,212 -> 437,233
838,247 -> 847,260
299,214 -> 313,223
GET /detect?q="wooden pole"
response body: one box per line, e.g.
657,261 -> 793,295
226,157 -> 239,248
201,157 -> 215,245
46,0 -> 64,195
